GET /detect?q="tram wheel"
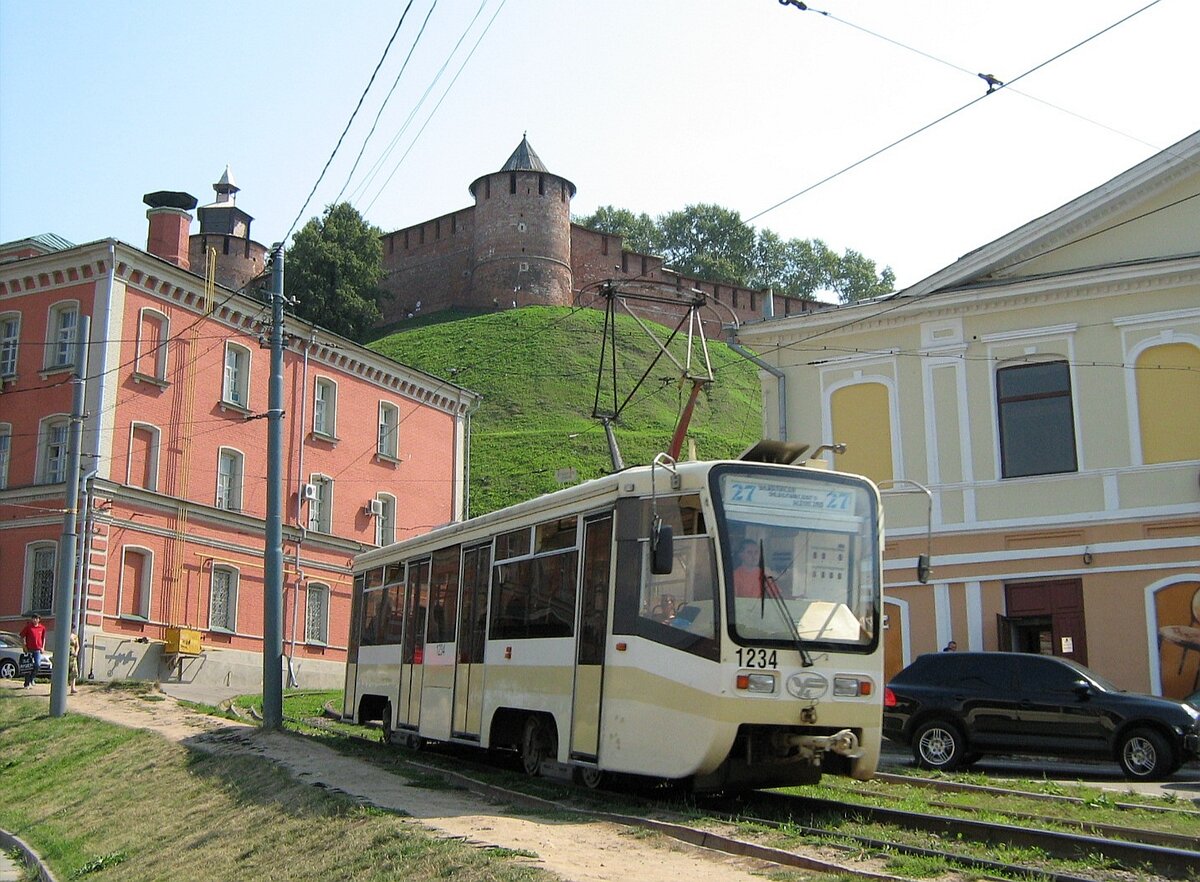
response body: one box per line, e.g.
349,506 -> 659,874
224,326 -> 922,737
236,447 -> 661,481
574,766 -> 604,790
381,702 -> 394,745
520,715 -> 554,777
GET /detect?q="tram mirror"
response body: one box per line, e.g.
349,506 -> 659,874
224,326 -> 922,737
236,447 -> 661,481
916,553 -> 931,584
650,524 -> 674,575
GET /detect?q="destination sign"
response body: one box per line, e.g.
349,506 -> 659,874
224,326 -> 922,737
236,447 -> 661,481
722,477 -> 854,514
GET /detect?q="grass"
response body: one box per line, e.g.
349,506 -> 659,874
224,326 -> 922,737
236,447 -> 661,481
0,691 -> 552,882
368,306 -> 764,514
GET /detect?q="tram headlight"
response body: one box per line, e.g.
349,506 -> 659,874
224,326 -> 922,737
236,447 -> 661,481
833,676 -> 872,697
736,672 -> 777,694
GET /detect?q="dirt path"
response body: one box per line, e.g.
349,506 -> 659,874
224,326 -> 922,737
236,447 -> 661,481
31,683 -> 785,882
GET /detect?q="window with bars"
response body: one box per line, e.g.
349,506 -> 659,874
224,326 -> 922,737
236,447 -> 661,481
210,566 -> 238,632
306,583 -> 329,644
27,544 -> 56,615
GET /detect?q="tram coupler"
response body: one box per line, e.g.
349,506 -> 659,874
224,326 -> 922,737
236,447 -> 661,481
777,728 -> 863,759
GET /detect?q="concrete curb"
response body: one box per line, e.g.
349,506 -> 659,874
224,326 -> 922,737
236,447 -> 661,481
0,828 -> 56,882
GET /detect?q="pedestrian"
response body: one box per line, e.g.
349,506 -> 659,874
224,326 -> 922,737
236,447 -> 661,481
68,631 -> 80,694
942,640 -> 957,652
19,613 -> 47,688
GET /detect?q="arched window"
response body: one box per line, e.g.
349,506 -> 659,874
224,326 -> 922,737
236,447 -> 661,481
135,308 -> 169,381
24,542 -> 57,615
313,377 -> 337,437
128,423 -> 160,491
45,301 -> 79,370
120,546 -> 153,619
37,415 -> 70,484
306,583 -> 330,644
377,401 -> 400,460
210,565 -> 238,632
1136,342 -> 1200,464
222,342 -> 251,407
216,448 -> 244,511
375,493 -> 396,547
0,312 -> 20,379
830,381 -> 894,484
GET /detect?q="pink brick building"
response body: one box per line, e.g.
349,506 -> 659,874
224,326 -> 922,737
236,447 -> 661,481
0,189 -> 477,690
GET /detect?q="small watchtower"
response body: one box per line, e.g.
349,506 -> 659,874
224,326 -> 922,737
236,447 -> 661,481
188,166 -> 267,292
467,136 -> 576,308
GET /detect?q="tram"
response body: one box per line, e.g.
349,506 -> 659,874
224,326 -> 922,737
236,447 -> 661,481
343,447 -> 884,790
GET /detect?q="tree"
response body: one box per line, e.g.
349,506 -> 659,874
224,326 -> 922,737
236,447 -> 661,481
831,249 -> 896,303
575,205 -> 662,255
286,203 -> 389,341
658,204 -> 756,284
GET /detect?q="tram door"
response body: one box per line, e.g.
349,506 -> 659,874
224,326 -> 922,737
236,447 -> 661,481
420,546 -> 461,742
399,558 -> 430,729
570,513 -> 613,761
453,543 -> 491,740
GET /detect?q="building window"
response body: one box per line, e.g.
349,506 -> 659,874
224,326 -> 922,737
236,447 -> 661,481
377,402 -> 399,460
997,360 -> 1077,478
305,583 -> 329,644
128,423 -> 160,491
26,543 -> 56,615
307,475 -> 333,533
313,377 -> 337,437
0,423 -> 9,489
222,342 -> 251,407
830,382 -> 894,485
209,565 -> 238,632
46,301 -> 79,370
37,415 -> 70,484
120,547 -> 152,619
216,448 -> 244,512
509,172 -> 517,194
375,493 -> 396,546
1135,342 -> 1200,464
0,312 -> 19,378
135,309 -> 169,381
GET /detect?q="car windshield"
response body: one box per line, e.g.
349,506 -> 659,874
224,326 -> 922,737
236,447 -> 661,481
713,467 -> 880,649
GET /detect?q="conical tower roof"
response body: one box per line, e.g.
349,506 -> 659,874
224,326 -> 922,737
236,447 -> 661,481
470,135 -> 576,198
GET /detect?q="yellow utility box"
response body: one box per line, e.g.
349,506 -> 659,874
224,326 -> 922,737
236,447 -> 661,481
165,626 -> 201,656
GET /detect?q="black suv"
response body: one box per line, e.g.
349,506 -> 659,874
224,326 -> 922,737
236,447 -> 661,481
883,652 -> 1200,780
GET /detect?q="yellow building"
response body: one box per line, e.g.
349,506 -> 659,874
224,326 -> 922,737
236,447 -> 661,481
738,131 -> 1200,697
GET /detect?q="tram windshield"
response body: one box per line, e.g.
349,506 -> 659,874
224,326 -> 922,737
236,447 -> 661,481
713,467 -> 880,649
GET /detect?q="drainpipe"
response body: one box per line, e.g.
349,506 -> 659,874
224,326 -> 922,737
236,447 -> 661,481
286,332 -> 316,688
73,468 -> 98,681
725,328 -> 788,443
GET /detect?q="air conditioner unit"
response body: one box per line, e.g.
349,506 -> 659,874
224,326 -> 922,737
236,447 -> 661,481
302,483 -> 319,501
366,498 -> 384,517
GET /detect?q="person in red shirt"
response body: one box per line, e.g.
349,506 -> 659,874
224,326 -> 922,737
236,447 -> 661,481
19,614 -> 47,688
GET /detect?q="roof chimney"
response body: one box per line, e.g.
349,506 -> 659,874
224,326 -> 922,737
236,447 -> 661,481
143,190 -> 198,269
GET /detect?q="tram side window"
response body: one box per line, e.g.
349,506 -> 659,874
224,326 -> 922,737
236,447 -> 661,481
490,551 -> 579,640
347,574 -> 365,657
427,545 -> 461,644
360,588 -> 384,647
380,581 -> 405,644
613,496 -> 719,661
495,527 -> 530,561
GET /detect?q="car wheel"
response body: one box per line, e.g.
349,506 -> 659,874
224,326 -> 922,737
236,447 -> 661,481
1118,728 -> 1172,780
0,659 -> 16,679
912,720 -> 966,772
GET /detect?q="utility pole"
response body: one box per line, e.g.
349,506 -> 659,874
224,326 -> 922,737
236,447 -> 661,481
262,244 -> 285,729
51,314 -> 90,717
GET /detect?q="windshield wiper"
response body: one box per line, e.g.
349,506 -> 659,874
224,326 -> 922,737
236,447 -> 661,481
759,540 -> 813,668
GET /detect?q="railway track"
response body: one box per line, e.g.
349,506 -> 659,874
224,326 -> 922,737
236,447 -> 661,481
298,711 -> 1199,880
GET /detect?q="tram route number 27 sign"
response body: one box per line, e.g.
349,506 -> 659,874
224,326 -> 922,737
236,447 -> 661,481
723,479 -> 853,514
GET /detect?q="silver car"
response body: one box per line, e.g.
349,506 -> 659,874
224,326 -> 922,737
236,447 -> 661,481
0,631 -> 53,680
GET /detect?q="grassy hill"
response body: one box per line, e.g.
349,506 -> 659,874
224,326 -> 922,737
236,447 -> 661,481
368,306 -> 763,515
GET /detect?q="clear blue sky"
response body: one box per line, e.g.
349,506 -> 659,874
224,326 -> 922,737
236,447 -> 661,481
1,1 -> 1195,290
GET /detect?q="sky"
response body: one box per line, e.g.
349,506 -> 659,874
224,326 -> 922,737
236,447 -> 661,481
1,0 -> 1196,292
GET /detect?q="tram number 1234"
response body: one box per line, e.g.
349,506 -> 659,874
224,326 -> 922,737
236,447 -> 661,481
737,648 -> 778,669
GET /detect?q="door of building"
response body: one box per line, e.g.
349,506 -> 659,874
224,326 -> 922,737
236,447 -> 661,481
1001,579 -> 1088,665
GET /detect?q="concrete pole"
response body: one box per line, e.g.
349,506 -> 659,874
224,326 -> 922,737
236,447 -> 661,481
50,314 -> 90,717
262,245 -> 285,729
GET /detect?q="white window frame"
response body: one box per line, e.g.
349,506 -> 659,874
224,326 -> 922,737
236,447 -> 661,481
119,545 -> 154,620
216,447 -> 245,512
305,582 -> 330,645
377,401 -> 400,460
307,474 -> 333,533
209,565 -> 238,633
313,376 -> 337,438
375,492 -> 397,546
37,414 -> 70,484
135,307 -> 170,381
25,541 -> 57,615
0,312 -> 20,378
126,422 -> 161,491
0,423 -> 10,490
45,301 -> 79,370
222,342 -> 251,408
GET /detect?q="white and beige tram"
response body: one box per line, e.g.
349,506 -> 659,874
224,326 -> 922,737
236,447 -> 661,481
343,450 -> 884,790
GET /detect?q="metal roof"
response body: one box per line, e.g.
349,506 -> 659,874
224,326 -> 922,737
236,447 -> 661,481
499,135 -> 548,173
